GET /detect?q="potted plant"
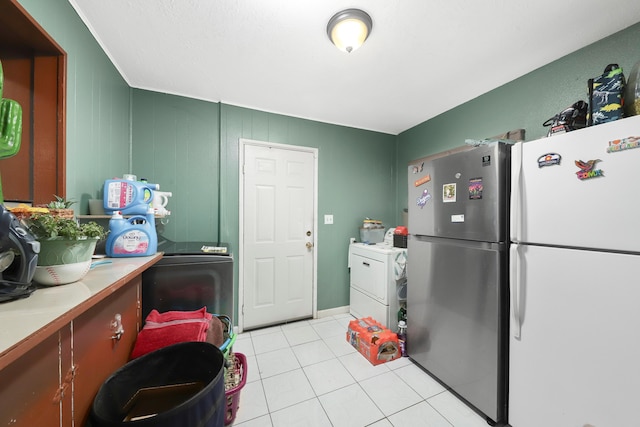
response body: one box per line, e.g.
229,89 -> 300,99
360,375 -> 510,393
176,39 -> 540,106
25,212 -> 107,286
44,195 -> 76,219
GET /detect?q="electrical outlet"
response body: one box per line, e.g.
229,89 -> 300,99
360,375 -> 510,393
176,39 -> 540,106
324,214 -> 334,225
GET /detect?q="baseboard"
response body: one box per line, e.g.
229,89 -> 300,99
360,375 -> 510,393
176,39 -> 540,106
317,305 -> 350,318
235,305 -> 352,334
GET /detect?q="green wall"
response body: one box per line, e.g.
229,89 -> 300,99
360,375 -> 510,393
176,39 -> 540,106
16,0 -> 640,316
395,23 -> 640,218
131,90 -> 220,242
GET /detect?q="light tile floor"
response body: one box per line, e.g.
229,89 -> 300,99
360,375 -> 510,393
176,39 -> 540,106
231,313 -> 491,427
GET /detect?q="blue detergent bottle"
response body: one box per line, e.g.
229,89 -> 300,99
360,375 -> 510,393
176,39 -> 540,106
103,178 -> 159,215
105,209 -> 157,257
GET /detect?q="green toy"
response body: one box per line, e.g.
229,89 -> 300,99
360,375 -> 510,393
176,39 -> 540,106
0,60 -> 24,203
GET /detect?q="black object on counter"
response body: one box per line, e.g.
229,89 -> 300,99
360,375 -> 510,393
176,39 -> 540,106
0,205 -> 38,302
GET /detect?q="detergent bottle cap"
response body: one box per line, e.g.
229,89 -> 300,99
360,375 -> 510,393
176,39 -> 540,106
112,210 -> 123,219
140,178 -> 160,190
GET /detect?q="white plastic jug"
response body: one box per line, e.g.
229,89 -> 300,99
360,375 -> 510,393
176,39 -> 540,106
152,191 -> 172,216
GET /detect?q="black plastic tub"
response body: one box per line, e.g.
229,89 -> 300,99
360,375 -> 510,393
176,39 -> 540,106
89,342 -> 225,427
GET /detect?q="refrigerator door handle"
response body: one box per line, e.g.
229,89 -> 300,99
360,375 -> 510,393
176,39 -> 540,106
510,142 -> 523,243
510,243 -> 522,339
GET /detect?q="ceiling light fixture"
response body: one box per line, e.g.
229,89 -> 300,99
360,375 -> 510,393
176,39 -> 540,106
327,8 -> 372,53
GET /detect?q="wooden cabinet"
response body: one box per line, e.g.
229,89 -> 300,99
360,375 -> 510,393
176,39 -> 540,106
0,282 -> 140,427
73,281 -> 140,426
0,255 -> 160,427
0,333 -> 66,426
0,0 -> 66,204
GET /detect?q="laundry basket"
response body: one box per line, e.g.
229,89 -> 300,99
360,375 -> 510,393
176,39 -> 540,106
216,314 -> 236,359
224,352 -> 247,425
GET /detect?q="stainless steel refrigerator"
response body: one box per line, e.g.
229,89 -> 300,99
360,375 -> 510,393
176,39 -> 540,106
407,141 -> 510,425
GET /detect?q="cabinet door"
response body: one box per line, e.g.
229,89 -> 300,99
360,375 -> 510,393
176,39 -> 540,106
0,329 -> 69,427
72,280 -> 140,425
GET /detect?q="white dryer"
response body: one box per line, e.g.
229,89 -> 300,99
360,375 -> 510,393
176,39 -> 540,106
348,237 -> 407,329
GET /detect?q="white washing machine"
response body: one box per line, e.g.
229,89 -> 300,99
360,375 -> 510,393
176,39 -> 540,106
348,231 -> 407,329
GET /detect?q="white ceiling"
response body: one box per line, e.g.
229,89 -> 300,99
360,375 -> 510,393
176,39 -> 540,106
68,0 -> 640,135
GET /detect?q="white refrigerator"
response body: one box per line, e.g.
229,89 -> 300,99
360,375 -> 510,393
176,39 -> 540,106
509,115 -> 640,426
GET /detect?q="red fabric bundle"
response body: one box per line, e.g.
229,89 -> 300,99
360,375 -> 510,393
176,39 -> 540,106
131,307 -> 212,359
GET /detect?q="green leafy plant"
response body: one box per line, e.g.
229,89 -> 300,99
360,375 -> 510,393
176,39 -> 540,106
27,213 -> 106,240
46,195 -> 76,209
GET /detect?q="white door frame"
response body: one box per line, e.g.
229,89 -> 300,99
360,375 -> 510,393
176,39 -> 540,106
238,138 -> 318,333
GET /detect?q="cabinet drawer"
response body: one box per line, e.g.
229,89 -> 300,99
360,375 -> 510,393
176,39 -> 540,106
350,253 -> 387,303
72,280 -> 140,425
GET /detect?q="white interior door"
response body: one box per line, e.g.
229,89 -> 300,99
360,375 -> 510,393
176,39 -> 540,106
240,140 -> 317,331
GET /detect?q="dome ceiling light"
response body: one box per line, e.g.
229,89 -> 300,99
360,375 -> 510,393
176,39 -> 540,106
327,8 -> 373,53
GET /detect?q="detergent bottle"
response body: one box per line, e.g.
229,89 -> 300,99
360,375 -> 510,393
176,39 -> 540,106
103,178 -> 159,215
105,209 -> 157,257
397,320 -> 408,357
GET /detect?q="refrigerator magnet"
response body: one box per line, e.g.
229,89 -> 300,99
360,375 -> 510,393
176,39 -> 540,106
537,153 -> 561,167
606,136 -> 640,153
469,178 -> 483,200
414,174 -> 431,187
443,183 -> 456,203
416,189 -> 432,208
575,159 -> 603,180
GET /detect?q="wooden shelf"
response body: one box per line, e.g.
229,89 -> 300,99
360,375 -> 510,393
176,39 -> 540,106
0,0 -> 67,205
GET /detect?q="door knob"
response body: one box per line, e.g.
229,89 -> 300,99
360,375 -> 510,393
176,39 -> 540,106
306,242 -> 314,249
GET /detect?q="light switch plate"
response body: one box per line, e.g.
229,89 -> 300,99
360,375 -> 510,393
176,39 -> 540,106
324,214 -> 334,225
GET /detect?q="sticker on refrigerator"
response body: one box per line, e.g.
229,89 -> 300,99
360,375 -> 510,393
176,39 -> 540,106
482,155 -> 491,167
468,178 -> 483,200
443,183 -> 456,203
416,189 -> 432,208
537,153 -> 561,167
414,174 -> 431,187
451,214 -> 464,223
606,136 -> 640,153
575,159 -> 603,180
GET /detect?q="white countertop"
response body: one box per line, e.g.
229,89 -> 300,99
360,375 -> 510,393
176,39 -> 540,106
0,254 -> 162,360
